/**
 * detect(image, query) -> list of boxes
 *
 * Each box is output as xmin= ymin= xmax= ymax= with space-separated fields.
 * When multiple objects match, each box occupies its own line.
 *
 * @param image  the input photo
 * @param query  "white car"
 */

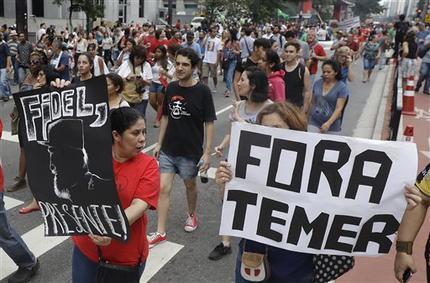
xmin=190 ymin=17 xmax=205 ymax=29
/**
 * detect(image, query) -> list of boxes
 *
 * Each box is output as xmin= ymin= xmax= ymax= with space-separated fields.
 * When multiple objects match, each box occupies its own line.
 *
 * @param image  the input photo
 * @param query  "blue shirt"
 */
xmin=310 ymin=79 xmax=349 ymax=132
xmin=181 ymin=42 xmax=202 ymax=59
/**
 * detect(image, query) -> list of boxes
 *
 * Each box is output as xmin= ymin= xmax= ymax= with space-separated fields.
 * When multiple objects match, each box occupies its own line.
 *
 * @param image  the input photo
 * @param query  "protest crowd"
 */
xmin=0 ymin=13 xmax=429 ymax=283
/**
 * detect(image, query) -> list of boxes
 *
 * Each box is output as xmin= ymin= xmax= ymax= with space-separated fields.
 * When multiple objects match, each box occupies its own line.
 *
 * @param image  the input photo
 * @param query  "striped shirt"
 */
xmin=7 ymin=39 xmax=18 ymax=56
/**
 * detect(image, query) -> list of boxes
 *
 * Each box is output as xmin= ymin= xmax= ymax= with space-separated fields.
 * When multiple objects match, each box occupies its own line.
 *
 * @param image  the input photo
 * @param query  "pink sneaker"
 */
xmin=184 ymin=213 xmax=198 ymax=232
xmin=147 ymin=232 xmax=167 ymax=248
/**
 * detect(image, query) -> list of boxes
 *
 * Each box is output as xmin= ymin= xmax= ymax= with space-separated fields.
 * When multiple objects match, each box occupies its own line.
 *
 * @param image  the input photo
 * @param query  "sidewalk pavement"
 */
xmin=339 ymin=92 xmax=430 ymax=282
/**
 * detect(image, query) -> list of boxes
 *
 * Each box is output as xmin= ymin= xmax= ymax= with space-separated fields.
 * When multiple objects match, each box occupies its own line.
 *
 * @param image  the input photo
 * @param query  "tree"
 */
xmin=350 ymin=0 xmax=384 ymax=20
xmin=52 ymin=0 xmax=104 ymax=32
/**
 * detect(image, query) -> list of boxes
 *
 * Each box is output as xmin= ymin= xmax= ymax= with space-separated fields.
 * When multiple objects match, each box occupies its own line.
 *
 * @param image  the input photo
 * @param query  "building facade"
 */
xmin=0 ymin=0 xmax=170 ymax=34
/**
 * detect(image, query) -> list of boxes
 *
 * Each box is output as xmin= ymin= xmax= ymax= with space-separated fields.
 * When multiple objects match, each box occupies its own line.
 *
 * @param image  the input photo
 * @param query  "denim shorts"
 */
xmin=158 ymin=151 xmax=198 ymax=180
xmin=363 ymin=57 xmax=376 ymax=70
xmin=149 ymin=82 xmax=164 ymax=93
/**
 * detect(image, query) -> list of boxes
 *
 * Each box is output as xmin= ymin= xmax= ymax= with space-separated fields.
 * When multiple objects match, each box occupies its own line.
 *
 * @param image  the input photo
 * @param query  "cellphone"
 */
xmin=402 ymin=268 xmax=412 ymax=283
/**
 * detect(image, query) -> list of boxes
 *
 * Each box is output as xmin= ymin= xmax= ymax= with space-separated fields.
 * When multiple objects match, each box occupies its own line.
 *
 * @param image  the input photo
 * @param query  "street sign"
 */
xmin=425 ymin=13 xmax=430 ymax=23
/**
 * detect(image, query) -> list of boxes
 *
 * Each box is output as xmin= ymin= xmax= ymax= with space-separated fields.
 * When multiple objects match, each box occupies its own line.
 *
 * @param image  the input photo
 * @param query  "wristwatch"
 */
xmin=396 ymin=241 xmax=413 ymax=255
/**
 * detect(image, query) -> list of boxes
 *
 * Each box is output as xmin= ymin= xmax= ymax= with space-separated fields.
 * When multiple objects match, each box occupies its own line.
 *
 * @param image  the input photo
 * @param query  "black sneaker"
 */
xmin=2 ymin=95 xmax=9 ymax=102
xmin=8 ymin=258 xmax=39 ymax=283
xmin=208 ymin=243 xmax=232 ymax=261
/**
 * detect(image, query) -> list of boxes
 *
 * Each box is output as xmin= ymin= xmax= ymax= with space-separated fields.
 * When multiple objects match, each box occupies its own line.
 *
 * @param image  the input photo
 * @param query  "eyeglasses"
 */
xmin=30 ymin=60 xmax=40 ymax=65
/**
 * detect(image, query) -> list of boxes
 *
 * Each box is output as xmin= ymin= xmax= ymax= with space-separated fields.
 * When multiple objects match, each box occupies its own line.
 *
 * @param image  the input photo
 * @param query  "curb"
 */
xmin=372 ymin=63 xmax=395 ymax=140
xmin=352 ymin=65 xmax=390 ymax=139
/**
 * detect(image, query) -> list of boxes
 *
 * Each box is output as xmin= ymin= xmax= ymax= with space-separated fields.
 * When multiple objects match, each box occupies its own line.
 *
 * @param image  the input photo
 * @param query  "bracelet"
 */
xmin=396 ymin=241 xmax=413 ymax=255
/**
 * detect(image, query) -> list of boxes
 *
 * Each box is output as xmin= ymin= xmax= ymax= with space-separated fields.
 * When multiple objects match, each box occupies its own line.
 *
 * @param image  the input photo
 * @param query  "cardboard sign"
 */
xmin=13 ymin=76 xmax=130 ymax=241
xmin=220 ymin=123 xmax=417 ymax=256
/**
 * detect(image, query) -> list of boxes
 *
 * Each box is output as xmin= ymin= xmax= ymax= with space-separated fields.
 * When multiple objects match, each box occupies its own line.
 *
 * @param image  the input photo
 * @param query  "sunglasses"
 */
xmin=30 ymin=60 xmax=40 ymax=65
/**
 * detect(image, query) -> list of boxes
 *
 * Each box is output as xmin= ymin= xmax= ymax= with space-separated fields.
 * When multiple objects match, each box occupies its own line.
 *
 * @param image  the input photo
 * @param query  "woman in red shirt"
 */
xmin=72 ymin=107 xmax=160 ymax=282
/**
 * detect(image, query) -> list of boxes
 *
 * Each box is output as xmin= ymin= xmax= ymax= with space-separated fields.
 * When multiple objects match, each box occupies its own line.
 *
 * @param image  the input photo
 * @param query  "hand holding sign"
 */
xmin=220 ymin=122 xmax=418 ymax=256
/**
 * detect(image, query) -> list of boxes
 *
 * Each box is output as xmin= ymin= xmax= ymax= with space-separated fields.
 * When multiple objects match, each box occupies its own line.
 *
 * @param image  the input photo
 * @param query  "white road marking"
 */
xmin=2 ymin=131 xmax=18 ymax=143
xmin=0 ymin=225 xmax=69 ymax=281
xmin=140 ymin=241 xmax=184 ymax=282
xmin=0 ymin=103 xmax=232 ymax=280
xmin=4 ymin=196 xmax=24 ymax=210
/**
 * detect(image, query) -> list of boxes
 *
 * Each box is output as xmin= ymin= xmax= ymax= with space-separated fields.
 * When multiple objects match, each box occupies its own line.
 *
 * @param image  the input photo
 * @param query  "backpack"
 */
xmin=418 ymin=45 xmax=430 ymax=59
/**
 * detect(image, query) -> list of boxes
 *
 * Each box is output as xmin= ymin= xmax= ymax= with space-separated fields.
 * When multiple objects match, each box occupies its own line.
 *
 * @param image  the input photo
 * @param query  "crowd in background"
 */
xmin=0 ymin=13 xmax=429 ymax=283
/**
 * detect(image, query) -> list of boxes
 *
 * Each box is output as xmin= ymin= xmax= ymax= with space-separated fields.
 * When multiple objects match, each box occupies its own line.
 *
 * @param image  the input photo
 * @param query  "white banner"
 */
xmin=339 ymin=16 xmax=361 ymax=31
xmin=220 ymin=122 xmax=418 ymax=256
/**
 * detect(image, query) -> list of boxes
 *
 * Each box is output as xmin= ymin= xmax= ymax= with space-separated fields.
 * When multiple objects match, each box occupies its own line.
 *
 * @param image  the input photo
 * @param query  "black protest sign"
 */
xmin=13 ymin=76 xmax=130 ymax=241
xmin=220 ymin=122 xmax=418 ymax=256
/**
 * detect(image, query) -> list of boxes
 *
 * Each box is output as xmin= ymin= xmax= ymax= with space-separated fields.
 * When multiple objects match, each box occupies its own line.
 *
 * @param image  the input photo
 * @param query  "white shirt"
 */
xmin=203 ymin=36 xmax=222 ymax=64
xmin=117 ymin=61 xmax=153 ymax=100
xmin=37 ymin=28 xmax=46 ymax=42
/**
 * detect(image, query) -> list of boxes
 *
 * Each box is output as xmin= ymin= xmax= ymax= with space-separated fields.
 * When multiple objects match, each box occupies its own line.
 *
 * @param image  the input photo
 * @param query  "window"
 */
xmin=139 ymin=0 xmax=144 ymax=18
xmin=32 ymin=0 xmax=44 ymax=17
xmin=0 ymin=0 xmax=4 ymax=17
xmin=184 ymin=4 xmax=198 ymax=9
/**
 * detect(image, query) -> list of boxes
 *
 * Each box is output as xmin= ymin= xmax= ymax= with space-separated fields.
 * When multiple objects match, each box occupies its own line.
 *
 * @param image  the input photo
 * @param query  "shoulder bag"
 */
xmin=313 ymin=254 xmax=354 ymax=282
xmin=240 ymin=240 xmax=271 ymax=282
xmin=96 ymin=247 xmax=140 ymax=283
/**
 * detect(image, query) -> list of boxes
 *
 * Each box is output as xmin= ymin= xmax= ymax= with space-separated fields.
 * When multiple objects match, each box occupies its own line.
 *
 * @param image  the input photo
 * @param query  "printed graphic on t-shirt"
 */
xmin=169 ymin=95 xmax=191 ymax=119
xmin=207 ymin=41 xmax=215 ymax=52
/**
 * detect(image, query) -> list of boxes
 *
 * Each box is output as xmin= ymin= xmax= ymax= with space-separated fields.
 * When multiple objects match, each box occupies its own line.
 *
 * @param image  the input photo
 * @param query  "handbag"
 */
xmin=122 ymin=65 xmax=145 ymax=104
xmin=96 ymin=247 xmax=140 ymax=283
xmin=312 ymin=254 xmax=354 ymax=283
xmin=240 ymin=240 xmax=271 ymax=282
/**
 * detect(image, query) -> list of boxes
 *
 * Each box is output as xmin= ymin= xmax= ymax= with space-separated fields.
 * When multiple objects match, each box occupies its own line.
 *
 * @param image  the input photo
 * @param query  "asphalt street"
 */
xmin=0 ymin=58 xmax=388 ymax=283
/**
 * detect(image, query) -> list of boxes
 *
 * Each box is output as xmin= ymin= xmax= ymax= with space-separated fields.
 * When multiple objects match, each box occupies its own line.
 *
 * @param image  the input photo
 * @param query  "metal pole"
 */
xmin=168 ymin=0 xmax=173 ymax=26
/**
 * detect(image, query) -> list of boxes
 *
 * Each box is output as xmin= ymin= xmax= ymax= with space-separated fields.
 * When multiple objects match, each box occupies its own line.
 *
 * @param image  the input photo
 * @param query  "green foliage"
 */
xmin=350 ymin=0 xmax=384 ymax=19
xmin=52 ymin=0 xmax=104 ymax=21
xmin=311 ymin=0 xmax=336 ymax=21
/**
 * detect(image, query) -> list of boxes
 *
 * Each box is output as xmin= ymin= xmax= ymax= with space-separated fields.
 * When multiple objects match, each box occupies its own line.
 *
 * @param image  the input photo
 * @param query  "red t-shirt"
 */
xmin=143 ymin=34 xmax=158 ymax=54
xmin=0 ymin=119 xmax=3 ymax=193
xmin=308 ymin=44 xmax=326 ymax=75
xmin=72 ymin=153 xmax=160 ymax=265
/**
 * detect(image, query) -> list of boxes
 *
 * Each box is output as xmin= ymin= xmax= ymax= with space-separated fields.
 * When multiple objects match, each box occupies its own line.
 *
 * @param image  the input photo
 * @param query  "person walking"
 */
xmin=0 ymin=32 xmax=12 ymax=102
xmin=360 ymin=35 xmax=380 ymax=83
xmin=308 ymin=60 xmax=349 ymax=134
xmin=221 ymin=29 xmax=240 ymax=97
xmin=147 ymin=48 xmax=216 ymax=247
xmin=16 ymin=33 xmax=33 ymax=85
xmin=7 ymin=30 xmax=19 ymax=85
xmin=283 ymin=41 xmax=312 ymax=113
xmin=202 ymin=28 xmax=222 ymax=90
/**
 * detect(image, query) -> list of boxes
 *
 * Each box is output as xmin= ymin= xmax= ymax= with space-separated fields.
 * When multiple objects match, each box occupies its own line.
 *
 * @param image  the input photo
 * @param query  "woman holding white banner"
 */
xmin=209 ymin=66 xmax=271 ymax=261
xmin=308 ymin=60 xmax=349 ymax=134
xmin=215 ymin=102 xmax=318 ymax=282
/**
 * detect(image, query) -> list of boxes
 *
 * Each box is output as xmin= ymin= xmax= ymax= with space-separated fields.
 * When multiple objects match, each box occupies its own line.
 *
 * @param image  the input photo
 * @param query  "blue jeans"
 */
xmin=0 ymin=192 xmax=36 ymax=269
xmin=18 ymin=66 xmax=29 ymax=84
xmin=224 ymin=59 xmax=237 ymax=91
xmin=133 ymin=99 xmax=149 ymax=120
xmin=11 ymin=56 xmax=19 ymax=84
xmin=417 ymin=62 xmax=430 ymax=93
xmin=72 ymin=246 xmax=146 ymax=283
xmin=0 ymin=68 xmax=11 ymax=98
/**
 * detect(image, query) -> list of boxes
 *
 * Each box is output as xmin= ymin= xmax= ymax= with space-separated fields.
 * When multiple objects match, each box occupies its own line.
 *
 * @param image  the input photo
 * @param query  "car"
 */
xmin=190 ymin=17 xmax=205 ymax=29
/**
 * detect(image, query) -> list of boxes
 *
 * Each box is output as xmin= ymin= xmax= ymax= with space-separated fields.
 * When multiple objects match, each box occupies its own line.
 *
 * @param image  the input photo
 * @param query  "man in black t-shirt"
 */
xmin=148 ymin=48 xmax=216 ymax=247
xmin=233 ymin=38 xmax=271 ymax=100
xmin=0 ymin=32 xmax=12 ymax=102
